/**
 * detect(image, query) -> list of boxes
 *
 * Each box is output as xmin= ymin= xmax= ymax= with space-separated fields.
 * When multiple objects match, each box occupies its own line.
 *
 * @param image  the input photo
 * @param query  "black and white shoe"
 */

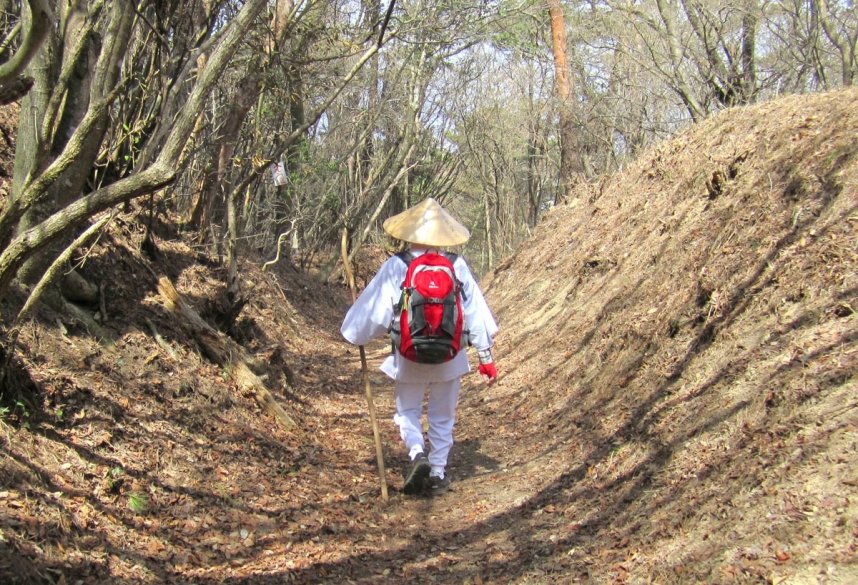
xmin=403 ymin=453 xmax=430 ymax=495
xmin=428 ymin=474 xmax=450 ymax=495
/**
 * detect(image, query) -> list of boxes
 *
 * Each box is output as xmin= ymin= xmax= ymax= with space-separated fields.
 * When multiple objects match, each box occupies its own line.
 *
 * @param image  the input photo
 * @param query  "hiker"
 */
xmin=341 ymin=198 xmax=499 ymax=496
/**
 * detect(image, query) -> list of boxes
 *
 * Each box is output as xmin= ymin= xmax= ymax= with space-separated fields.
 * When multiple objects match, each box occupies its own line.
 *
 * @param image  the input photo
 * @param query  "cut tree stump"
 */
xmin=156 ymin=276 xmax=297 ymax=431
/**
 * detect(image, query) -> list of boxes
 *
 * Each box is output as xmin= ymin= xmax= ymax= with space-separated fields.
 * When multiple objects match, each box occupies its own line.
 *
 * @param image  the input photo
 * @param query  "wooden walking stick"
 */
xmin=341 ymin=229 xmax=389 ymax=501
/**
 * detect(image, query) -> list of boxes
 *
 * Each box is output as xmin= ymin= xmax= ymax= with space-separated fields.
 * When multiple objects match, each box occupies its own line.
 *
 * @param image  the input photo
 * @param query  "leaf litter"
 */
xmin=1 ymin=89 xmax=857 ymax=584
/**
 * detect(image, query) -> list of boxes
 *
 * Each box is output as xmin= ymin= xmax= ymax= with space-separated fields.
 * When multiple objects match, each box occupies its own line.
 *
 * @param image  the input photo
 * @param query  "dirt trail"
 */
xmin=270 ymin=334 xmax=558 ymax=583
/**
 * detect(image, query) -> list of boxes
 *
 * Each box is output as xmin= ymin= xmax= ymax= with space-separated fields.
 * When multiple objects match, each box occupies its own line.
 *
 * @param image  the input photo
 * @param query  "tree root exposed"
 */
xmin=156 ymin=276 xmax=297 ymax=431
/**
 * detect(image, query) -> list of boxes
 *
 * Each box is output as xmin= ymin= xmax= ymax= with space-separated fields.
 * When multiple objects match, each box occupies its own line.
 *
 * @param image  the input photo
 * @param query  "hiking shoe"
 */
xmin=428 ymin=474 xmax=450 ymax=495
xmin=403 ymin=454 xmax=430 ymax=495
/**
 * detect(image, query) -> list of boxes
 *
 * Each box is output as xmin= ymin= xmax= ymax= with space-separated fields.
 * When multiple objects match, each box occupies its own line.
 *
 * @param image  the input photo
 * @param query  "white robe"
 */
xmin=341 ymin=249 xmax=498 ymax=382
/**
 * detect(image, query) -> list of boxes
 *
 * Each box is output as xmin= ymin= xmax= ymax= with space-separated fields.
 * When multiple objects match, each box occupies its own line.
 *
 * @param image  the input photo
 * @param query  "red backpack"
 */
xmin=389 ymin=251 xmax=468 ymax=363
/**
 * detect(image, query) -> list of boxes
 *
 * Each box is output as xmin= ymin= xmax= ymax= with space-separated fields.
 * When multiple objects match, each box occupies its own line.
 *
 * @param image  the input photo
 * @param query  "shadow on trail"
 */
xmin=173 ymin=389 xmax=753 ymax=585
xmin=449 ymin=437 xmax=501 ymax=480
xmin=4 ymin=95 xmax=856 ymax=585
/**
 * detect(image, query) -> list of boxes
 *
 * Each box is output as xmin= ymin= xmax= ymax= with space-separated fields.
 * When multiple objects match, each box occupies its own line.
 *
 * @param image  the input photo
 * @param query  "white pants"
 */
xmin=393 ymin=378 xmax=461 ymax=477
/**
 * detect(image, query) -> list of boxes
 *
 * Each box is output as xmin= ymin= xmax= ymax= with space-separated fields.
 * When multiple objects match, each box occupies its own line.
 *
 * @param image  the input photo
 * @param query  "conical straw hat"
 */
xmin=382 ymin=198 xmax=470 ymax=247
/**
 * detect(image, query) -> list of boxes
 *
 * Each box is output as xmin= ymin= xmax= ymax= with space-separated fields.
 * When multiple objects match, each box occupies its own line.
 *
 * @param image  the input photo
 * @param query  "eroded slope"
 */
xmin=475 ymin=88 xmax=858 ymax=582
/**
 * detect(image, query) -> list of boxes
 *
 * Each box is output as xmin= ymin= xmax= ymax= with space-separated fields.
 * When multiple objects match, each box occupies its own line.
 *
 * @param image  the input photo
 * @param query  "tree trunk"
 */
xmin=483 ymin=190 xmax=493 ymax=270
xmin=184 ymin=0 xmax=215 ymax=225
xmin=653 ymin=0 xmax=706 ymax=121
xmin=814 ymin=0 xmax=857 ymax=85
xmin=0 ymin=0 xmax=52 ymax=96
xmin=11 ymin=1 xmax=133 ymax=308
xmin=223 ymin=0 xmax=294 ymax=297
xmin=546 ymin=0 xmax=578 ymax=203
xmin=526 ymin=80 xmax=544 ymax=228
xmin=741 ymin=7 xmax=758 ymax=99
xmin=220 ymin=72 xmax=261 ymax=300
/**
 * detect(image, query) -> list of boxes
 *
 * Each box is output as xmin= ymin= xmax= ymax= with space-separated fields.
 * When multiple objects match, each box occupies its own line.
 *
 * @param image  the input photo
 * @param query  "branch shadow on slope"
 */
xmin=5 ymin=101 xmax=856 ymax=585
xmin=191 ymin=118 xmax=858 ymax=584
xmin=131 ymin=162 xmax=847 ymax=585
xmin=491 ymin=134 xmax=855 ymax=471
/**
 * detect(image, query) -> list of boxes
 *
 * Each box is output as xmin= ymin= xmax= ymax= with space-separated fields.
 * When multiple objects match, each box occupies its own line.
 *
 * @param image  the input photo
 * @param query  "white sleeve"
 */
xmin=340 ymin=256 xmax=403 ymax=346
xmin=455 ymin=256 xmax=498 ymax=351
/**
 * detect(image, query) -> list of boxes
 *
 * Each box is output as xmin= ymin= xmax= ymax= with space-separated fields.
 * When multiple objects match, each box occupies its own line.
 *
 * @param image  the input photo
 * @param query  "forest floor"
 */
xmin=1 ymin=89 xmax=857 ymax=585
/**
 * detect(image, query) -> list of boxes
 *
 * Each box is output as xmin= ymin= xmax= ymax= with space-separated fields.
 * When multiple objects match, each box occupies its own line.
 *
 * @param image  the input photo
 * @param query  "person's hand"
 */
xmin=479 ymin=362 xmax=497 ymax=385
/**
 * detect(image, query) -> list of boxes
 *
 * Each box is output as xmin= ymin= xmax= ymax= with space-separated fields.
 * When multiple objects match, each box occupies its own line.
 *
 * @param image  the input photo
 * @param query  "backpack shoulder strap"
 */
xmin=395 ymin=251 xmax=415 ymax=289
xmin=442 ymin=252 xmax=469 ymax=300
xmin=395 ymin=251 xmax=413 ymax=265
